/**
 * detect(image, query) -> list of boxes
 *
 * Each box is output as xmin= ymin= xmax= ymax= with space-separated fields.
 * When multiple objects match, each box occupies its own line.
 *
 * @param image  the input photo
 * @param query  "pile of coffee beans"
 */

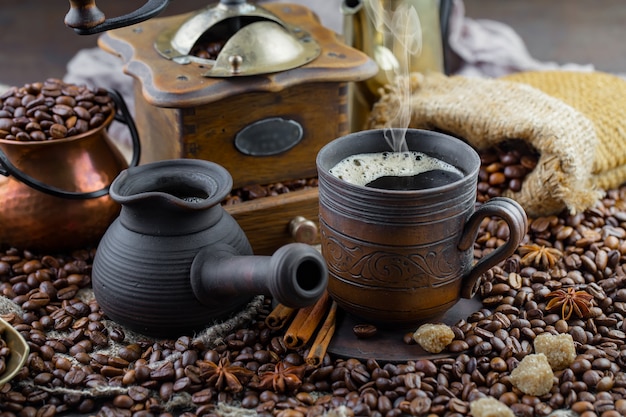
xmin=1 ymin=143 xmax=626 ymax=417
xmin=0 ymin=79 xmax=114 ymax=142
xmin=477 ymin=140 xmax=539 ymax=202
xmin=223 ymin=178 xmax=319 ymax=205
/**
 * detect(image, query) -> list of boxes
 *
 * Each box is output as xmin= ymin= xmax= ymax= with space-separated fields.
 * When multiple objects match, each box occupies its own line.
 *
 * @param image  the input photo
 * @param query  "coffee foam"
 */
xmin=329 ymin=151 xmax=463 ymax=187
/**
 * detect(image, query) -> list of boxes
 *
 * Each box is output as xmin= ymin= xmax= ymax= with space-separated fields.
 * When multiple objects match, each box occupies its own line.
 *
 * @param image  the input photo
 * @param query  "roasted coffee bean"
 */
xmin=353 ymin=323 xmax=378 ymax=339
xmin=73 ymin=105 xmax=91 ymax=120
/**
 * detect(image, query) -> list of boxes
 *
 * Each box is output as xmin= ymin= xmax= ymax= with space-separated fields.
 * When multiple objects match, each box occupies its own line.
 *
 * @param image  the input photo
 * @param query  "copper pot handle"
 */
xmin=0 ymin=89 xmax=141 ymax=200
xmin=457 ymin=197 xmax=528 ymax=299
xmin=109 ymin=89 xmax=141 ymax=169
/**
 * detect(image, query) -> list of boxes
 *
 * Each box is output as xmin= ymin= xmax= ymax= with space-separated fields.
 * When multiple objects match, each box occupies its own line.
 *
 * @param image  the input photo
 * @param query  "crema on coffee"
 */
xmin=329 ymin=151 xmax=464 ymax=190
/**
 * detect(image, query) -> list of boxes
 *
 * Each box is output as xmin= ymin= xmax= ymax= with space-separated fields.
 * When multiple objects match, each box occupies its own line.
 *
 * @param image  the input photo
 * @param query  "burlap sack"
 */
xmin=502 ymin=71 xmax=626 ymax=193
xmin=366 ymin=71 xmax=626 ymax=217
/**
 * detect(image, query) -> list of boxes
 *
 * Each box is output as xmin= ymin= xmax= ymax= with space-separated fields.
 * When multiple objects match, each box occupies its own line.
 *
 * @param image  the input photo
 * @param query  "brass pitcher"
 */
xmin=342 ymin=0 xmax=450 ymax=131
xmin=0 ymin=90 xmax=140 ymax=252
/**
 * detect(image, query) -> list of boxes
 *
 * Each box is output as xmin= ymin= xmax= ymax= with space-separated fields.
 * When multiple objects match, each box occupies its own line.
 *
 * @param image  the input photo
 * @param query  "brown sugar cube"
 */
xmin=412 ymin=323 xmax=455 ymax=353
xmin=510 ymin=353 xmax=554 ymax=396
xmin=469 ymin=396 xmax=515 ymax=417
xmin=533 ymin=332 xmax=576 ymax=371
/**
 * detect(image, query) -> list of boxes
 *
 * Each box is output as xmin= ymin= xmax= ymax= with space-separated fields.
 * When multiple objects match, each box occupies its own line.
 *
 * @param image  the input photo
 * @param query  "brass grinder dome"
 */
xmin=154 ymin=0 xmax=321 ymax=77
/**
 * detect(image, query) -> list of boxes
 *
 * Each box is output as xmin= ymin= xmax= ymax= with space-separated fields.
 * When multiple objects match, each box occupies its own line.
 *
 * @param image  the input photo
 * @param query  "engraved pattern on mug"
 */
xmin=320 ymin=225 xmax=459 ymax=288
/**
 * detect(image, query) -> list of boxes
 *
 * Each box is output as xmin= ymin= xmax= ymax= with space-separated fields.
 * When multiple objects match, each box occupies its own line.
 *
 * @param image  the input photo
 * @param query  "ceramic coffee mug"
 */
xmin=316 ymin=128 xmax=528 ymax=326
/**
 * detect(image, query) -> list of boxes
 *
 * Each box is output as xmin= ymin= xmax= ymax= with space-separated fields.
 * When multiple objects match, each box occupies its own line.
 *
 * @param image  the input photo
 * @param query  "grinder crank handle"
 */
xmin=65 ymin=0 xmax=171 ymax=35
xmin=64 ymin=0 xmax=252 ymax=35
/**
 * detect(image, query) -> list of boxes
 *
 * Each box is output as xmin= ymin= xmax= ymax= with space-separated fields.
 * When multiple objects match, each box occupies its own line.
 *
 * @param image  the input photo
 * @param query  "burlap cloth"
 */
xmin=366 ymin=70 xmax=626 ymax=218
xmin=0 ymin=291 xmax=267 ymax=415
xmin=2 ymin=288 xmax=357 ymax=416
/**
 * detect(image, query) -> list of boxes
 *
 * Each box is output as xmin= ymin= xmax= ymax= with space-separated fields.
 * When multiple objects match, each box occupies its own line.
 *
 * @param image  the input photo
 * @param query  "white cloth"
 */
xmin=447 ymin=0 xmax=593 ymax=77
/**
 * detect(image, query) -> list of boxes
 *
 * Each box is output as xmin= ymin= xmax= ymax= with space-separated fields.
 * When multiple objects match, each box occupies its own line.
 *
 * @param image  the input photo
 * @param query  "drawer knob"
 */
xmin=289 ymin=216 xmax=318 ymax=244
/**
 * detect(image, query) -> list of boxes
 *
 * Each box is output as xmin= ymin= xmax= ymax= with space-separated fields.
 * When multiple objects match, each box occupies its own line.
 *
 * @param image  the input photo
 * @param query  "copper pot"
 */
xmin=0 ymin=90 xmax=140 ymax=252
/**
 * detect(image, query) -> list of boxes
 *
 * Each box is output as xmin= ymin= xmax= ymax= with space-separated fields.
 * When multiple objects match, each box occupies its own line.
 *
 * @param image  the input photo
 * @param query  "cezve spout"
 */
xmin=191 ymin=243 xmax=328 ymax=310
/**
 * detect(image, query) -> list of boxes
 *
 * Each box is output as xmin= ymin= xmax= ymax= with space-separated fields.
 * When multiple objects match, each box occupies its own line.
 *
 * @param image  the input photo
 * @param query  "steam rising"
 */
xmin=365 ymin=1 xmax=423 ymax=152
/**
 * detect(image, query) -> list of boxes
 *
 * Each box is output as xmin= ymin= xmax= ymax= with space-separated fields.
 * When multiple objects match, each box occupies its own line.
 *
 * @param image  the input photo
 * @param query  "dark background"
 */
xmin=0 ymin=0 xmax=625 ymax=87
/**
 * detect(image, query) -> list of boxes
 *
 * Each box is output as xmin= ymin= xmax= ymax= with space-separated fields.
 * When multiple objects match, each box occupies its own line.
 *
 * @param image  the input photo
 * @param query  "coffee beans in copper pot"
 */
xmin=0 ymin=79 xmax=113 ymax=142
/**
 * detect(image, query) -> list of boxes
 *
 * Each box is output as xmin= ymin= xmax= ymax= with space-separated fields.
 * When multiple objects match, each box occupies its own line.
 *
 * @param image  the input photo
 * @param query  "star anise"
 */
xmin=518 ymin=244 xmax=562 ymax=269
xmin=256 ymin=361 xmax=306 ymax=393
xmin=197 ymin=356 xmax=254 ymax=393
xmin=545 ymin=287 xmax=594 ymax=320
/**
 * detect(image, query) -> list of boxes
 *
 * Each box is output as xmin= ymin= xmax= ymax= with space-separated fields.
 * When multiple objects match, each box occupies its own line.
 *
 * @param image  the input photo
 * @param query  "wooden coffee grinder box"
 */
xmin=99 ymin=1 xmax=377 ymax=254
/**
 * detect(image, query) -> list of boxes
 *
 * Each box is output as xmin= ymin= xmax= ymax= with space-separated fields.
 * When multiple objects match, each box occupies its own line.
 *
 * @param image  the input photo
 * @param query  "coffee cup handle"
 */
xmin=458 ymin=197 xmax=528 ymax=299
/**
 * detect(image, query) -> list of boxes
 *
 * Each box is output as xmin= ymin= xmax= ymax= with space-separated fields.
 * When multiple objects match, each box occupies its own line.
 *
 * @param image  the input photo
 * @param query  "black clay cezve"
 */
xmin=92 ymin=159 xmax=327 ymax=337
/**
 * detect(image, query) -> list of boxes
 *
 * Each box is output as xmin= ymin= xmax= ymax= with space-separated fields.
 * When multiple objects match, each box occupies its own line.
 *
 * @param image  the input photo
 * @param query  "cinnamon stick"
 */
xmin=283 ymin=291 xmax=331 ymax=349
xmin=305 ymin=301 xmax=337 ymax=366
xmin=265 ymin=303 xmax=296 ymax=331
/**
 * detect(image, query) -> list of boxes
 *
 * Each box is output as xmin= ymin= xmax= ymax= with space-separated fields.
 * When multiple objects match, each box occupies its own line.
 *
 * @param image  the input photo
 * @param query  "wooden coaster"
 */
xmin=327 ymin=297 xmax=481 ymax=363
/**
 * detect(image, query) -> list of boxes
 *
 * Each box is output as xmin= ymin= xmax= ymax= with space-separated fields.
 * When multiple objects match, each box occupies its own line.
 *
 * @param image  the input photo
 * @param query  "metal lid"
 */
xmin=154 ymin=0 xmax=321 ymax=77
